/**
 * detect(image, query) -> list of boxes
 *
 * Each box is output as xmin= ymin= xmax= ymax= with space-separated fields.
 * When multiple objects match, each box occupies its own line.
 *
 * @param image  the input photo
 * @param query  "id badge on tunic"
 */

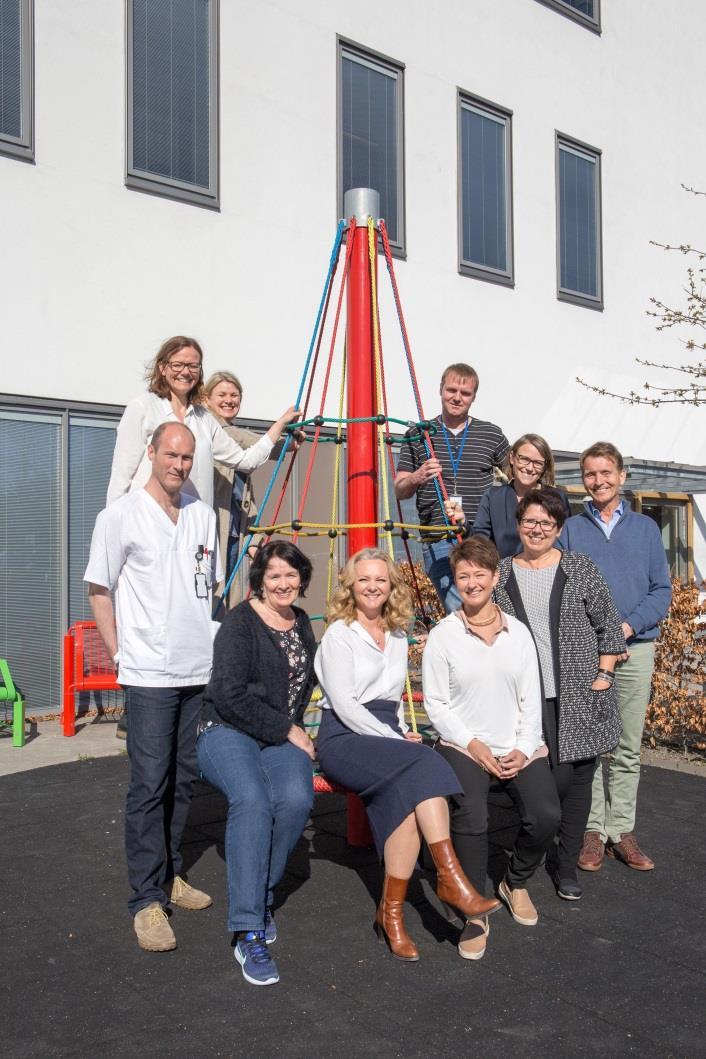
xmin=449 ymin=495 xmax=463 ymax=510
xmin=194 ymin=572 xmax=209 ymax=598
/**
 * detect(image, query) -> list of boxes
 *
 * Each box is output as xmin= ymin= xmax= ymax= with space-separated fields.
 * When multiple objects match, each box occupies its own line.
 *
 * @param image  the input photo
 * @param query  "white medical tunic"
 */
xmin=84 ymin=490 xmax=222 ymax=687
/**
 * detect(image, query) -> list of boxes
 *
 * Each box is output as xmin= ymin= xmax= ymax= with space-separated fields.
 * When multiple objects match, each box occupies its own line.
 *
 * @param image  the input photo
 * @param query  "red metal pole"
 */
xmin=346 ymin=218 xmax=378 ymax=555
xmin=344 ymin=192 xmax=380 ymax=847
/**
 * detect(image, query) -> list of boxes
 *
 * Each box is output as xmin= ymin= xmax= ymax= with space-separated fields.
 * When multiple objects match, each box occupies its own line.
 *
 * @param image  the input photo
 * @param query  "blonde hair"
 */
xmin=326 ymin=549 xmax=413 ymax=631
xmin=505 ymin=432 xmax=556 ymax=486
xmin=146 ymin=335 xmax=204 ymax=404
xmin=204 ymin=370 xmax=243 ymax=399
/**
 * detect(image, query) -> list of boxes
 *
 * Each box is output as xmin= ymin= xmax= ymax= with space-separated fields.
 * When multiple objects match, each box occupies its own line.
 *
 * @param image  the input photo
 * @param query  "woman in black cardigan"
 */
xmin=469 ymin=433 xmax=571 ymax=558
xmin=495 ymin=491 xmax=626 ymax=901
xmin=197 ymin=541 xmax=317 ymax=987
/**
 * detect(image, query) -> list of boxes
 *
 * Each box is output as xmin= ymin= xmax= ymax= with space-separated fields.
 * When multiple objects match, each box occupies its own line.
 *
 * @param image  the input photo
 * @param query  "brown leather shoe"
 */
xmin=606 ymin=833 xmax=655 ymax=871
xmin=577 ymin=831 xmax=605 ymax=872
xmin=428 ymin=839 xmax=501 ymax=921
xmin=374 ymin=875 xmax=420 ymax=961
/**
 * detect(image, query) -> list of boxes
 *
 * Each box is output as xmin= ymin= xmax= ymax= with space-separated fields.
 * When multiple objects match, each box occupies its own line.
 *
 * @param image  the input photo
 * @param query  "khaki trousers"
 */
xmin=586 ymin=640 xmax=655 ymax=844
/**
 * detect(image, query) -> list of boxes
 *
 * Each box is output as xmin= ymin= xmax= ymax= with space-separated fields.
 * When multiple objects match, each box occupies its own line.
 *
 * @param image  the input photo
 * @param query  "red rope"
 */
xmin=293 ymin=220 xmax=357 ymax=544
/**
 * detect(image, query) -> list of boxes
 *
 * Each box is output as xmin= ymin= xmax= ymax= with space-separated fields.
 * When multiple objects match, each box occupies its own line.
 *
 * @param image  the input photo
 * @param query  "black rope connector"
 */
xmin=333 ymin=433 xmax=345 ymax=445
xmin=375 ymin=413 xmax=386 ymax=425
xmin=384 ymin=435 xmax=394 ymax=445
xmin=328 ymin=528 xmax=338 ymax=539
xmin=383 ymin=519 xmax=394 ymax=533
xmin=400 ymin=529 xmax=410 ymax=541
xmin=313 ymin=415 xmax=325 ymax=427
xmin=291 ymin=519 xmax=302 ymax=532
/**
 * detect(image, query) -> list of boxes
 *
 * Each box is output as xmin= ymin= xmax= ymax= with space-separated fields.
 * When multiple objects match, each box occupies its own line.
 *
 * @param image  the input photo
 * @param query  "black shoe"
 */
xmin=552 ymin=872 xmax=582 ymax=901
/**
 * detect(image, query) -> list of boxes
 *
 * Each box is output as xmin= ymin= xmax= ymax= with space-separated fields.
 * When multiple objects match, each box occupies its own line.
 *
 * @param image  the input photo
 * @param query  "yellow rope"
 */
xmin=326 ymin=347 xmax=347 ymax=608
xmin=368 ymin=218 xmax=417 ymax=733
xmin=249 ymin=520 xmax=448 ymax=533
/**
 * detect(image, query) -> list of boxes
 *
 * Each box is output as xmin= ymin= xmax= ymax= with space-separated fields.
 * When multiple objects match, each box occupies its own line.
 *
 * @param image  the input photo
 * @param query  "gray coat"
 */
xmin=495 ymin=551 xmax=627 ymax=764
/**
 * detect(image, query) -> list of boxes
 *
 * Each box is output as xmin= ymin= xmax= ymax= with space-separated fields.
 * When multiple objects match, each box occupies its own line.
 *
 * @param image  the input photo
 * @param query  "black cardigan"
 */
xmin=495 ymin=552 xmax=626 ymax=764
xmin=201 ymin=601 xmax=317 ymax=745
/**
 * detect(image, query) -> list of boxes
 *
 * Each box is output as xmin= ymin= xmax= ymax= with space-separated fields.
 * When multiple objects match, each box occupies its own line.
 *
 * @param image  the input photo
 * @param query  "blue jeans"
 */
xmin=197 ymin=725 xmax=314 ymax=933
xmin=124 ymin=684 xmax=204 ymax=916
xmin=422 ymin=538 xmax=461 ymax=613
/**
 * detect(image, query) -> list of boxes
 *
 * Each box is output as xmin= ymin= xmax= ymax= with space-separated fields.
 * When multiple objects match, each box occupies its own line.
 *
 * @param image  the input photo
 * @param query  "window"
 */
xmin=458 ymin=92 xmax=513 ymax=285
xmin=0 ymin=0 xmax=33 ymax=161
xmin=641 ymin=498 xmax=690 ymax=582
xmin=537 ymin=0 xmax=601 ymax=32
xmin=126 ymin=0 xmax=219 ymax=208
xmin=338 ymin=39 xmax=405 ymax=252
xmin=556 ymin=134 xmax=602 ymax=309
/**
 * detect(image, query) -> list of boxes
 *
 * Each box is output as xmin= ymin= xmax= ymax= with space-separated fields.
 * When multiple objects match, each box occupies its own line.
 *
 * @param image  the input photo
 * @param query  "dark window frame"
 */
xmin=0 ymin=0 xmax=34 ymax=162
xmin=125 ymin=0 xmax=220 ymax=209
xmin=555 ymin=131 xmax=603 ymax=310
xmin=337 ymin=36 xmax=406 ymax=257
xmin=536 ymin=0 xmax=601 ymax=34
xmin=457 ymin=89 xmax=514 ymax=287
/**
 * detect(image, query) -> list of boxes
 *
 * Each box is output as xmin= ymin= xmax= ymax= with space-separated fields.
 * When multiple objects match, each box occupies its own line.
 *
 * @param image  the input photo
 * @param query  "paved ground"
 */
xmin=2 ymin=753 xmax=704 ymax=1058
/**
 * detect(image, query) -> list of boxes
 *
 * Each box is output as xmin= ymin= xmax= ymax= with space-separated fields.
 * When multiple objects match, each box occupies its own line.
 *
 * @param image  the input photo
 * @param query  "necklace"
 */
xmin=463 ymin=604 xmax=500 ymax=628
xmin=359 ymin=618 xmax=386 ymax=647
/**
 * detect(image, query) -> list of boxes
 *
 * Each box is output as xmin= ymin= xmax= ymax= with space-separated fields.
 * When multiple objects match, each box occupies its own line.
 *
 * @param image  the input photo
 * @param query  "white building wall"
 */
xmin=2 ymin=0 xmax=706 ymax=464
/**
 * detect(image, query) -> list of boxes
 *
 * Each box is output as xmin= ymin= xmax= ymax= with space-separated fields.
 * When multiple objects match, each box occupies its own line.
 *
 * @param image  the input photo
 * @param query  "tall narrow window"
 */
xmin=0 ymin=0 xmax=33 ymax=161
xmin=556 ymin=134 xmax=602 ymax=309
xmin=339 ymin=40 xmax=405 ymax=252
xmin=458 ymin=92 xmax=513 ymax=285
xmin=127 ymin=0 xmax=219 ymax=208
xmin=536 ymin=0 xmax=601 ymax=32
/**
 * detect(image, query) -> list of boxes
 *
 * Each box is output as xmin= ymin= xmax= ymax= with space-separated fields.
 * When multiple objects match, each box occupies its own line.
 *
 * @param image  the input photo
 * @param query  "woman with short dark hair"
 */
xmin=197 ymin=541 xmax=316 ymax=987
xmin=423 ymin=535 xmax=561 ymax=960
xmin=495 ymin=490 xmax=626 ymax=901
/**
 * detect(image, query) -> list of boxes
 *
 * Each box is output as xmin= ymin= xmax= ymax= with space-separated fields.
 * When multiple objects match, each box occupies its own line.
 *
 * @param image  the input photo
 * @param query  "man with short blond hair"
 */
xmin=395 ymin=362 xmax=508 ymax=611
xmin=86 ymin=421 xmax=221 ymax=951
xmin=559 ymin=440 xmax=671 ymax=872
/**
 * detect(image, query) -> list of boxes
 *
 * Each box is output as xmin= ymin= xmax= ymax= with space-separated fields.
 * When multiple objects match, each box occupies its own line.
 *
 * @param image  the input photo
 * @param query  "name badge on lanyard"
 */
xmin=194 ymin=545 xmax=209 ymax=599
xmin=441 ymin=419 xmax=469 ymax=497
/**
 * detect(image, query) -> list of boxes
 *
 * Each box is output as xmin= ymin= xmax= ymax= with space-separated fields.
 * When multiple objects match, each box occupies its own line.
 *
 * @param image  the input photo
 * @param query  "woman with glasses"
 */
xmin=495 ymin=490 xmax=626 ymax=901
xmin=107 ymin=336 xmax=300 ymax=507
xmin=457 ymin=433 xmax=571 ymax=558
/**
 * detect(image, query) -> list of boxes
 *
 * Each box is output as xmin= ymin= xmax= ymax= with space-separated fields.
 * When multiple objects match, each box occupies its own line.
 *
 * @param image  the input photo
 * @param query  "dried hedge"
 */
xmin=647 ymin=579 xmax=706 ymax=751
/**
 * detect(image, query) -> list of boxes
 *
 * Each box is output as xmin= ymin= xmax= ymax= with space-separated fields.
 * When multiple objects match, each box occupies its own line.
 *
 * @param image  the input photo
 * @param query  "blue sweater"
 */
xmin=558 ymin=505 xmax=671 ymax=642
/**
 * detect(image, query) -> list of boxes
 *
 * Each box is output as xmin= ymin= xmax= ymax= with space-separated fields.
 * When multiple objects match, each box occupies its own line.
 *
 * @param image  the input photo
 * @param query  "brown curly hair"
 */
xmin=326 ymin=549 xmax=413 ymax=632
xmin=145 ymin=335 xmax=205 ymax=404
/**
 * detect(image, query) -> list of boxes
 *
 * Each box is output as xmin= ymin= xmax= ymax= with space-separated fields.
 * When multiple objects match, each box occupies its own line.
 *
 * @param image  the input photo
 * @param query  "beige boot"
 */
xmin=134 ymin=903 xmax=177 ymax=952
xmin=169 ymin=875 xmax=212 ymax=910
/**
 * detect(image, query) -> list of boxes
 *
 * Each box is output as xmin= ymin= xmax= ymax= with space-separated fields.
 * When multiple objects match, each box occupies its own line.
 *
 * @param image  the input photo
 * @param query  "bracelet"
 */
xmin=596 ymin=669 xmax=615 ymax=684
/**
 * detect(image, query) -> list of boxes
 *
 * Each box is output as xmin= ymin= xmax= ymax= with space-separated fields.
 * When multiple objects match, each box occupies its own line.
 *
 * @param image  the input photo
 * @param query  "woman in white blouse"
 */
xmin=107 ymin=335 xmax=300 ymax=507
xmin=423 ymin=536 xmax=561 ymax=961
xmin=315 ymin=548 xmax=500 ymax=963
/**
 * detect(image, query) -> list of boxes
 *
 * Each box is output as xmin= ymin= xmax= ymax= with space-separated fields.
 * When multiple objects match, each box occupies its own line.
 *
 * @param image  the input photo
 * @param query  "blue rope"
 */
xmin=215 ymin=221 xmax=346 ymax=612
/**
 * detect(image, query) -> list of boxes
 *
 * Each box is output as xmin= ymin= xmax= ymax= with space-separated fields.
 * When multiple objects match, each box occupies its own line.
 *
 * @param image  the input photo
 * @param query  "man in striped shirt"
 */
xmin=395 ymin=363 xmax=509 ymax=612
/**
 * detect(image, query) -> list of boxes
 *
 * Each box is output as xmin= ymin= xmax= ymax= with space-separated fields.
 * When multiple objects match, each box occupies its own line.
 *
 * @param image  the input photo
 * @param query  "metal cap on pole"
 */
xmin=343 ymin=187 xmax=380 ymax=228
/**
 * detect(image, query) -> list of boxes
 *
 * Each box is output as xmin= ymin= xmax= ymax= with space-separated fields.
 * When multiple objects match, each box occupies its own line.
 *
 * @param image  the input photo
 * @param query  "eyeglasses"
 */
xmin=514 ymin=454 xmax=545 ymax=471
xmin=519 ymin=518 xmax=557 ymax=532
xmin=167 ymin=360 xmax=201 ymax=374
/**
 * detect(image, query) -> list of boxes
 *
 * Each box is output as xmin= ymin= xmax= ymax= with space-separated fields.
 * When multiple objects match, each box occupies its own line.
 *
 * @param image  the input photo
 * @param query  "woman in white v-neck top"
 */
xmin=315 ymin=549 xmax=500 ymax=964
xmin=107 ymin=335 xmax=300 ymax=507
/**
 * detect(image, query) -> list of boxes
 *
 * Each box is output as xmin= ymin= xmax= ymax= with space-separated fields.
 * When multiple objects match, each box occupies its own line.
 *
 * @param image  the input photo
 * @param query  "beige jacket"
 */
xmin=213 ymin=423 xmax=279 ymax=607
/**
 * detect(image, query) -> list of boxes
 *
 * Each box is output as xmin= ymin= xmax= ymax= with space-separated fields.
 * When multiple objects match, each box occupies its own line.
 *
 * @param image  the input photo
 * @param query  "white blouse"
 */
xmin=422 ymin=611 xmax=544 ymax=759
xmin=314 ymin=619 xmax=409 ymax=739
xmin=106 ymin=392 xmax=274 ymax=508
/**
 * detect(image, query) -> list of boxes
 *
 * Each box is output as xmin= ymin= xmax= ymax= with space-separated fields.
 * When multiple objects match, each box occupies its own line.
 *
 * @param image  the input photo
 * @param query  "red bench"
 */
xmin=62 ymin=621 xmax=121 ymax=736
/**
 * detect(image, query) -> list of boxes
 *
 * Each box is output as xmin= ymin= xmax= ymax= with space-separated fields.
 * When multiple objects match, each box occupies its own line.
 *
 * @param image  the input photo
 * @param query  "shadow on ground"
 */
xmin=2 ymin=758 xmax=704 ymax=1058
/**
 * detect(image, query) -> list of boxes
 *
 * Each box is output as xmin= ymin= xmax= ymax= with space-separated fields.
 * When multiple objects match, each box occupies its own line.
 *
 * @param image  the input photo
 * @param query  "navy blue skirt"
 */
xmin=316 ymin=700 xmax=462 ymax=857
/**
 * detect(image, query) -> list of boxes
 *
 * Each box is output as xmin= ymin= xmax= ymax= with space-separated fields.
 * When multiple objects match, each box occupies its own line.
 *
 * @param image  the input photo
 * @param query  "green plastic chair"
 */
xmin=0 ymin=658 xmax=25 ymax=748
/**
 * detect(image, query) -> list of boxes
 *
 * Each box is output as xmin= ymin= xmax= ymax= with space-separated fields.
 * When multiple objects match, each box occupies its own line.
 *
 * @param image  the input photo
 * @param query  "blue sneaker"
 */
xmin=235 ymin=931 xmax=279 ymax=986
xmin=264 ymin=907 xmax=277 ymax=945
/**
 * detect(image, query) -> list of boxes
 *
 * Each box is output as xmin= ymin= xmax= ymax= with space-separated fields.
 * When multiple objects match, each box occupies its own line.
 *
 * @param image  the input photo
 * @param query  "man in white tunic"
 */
xmin=85 ymin=422 xmax=221 ymax=952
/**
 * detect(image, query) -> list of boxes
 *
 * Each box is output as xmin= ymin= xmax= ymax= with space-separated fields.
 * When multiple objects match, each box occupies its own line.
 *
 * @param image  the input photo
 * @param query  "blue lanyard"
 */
xmin=441 ymin=418 xmax=469 ymax=491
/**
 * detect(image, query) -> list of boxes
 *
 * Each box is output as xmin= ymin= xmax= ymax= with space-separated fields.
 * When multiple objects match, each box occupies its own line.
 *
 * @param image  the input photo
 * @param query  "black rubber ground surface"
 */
xmin=2 ymin=757 xmax=704 ymax=1058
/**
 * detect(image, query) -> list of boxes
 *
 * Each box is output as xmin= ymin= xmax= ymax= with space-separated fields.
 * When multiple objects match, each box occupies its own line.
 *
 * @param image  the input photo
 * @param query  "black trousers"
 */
xmin=436 ymin=744 xmax=561 ymax=895
xmin=546 ymin=699 xmax=596 ymax=878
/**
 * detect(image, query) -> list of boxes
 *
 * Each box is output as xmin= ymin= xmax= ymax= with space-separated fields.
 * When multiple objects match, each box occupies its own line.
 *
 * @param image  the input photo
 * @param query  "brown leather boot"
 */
xmin=374 ymin=875 xmax=420 ymax=962
xmin=428 ymin=839 xmax=501 ymax=920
